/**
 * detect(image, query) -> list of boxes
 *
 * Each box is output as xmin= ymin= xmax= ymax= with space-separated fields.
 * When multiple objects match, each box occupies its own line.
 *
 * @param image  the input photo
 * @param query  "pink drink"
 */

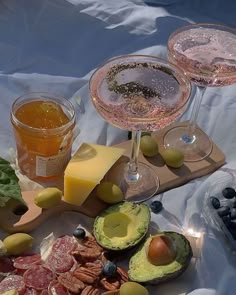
xmin=168 ymin=25 xmax=236 ymax=87
xmin=90 ymin=56 xmax=190 ymax=131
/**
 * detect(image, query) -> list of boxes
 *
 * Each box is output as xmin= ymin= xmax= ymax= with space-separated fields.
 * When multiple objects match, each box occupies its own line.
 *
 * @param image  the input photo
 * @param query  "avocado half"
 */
xmin=128 ymin=231 xmax=193 ymax=284
xmin=93 ymin=201 xmax=151 ymax=251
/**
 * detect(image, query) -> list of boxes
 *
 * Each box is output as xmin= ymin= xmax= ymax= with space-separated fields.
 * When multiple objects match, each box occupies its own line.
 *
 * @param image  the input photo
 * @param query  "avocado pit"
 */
xmin=128 ymin=231 xmax=193 ymax=284
xmin=147 ymin=235 xmax=176 ymax=266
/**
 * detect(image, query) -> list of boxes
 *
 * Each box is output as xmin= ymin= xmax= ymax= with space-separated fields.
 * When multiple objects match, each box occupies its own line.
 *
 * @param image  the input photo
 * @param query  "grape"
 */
xmin=140 ymin=135 xmax=159 ymax=157
xmin=3 ymin=233 xmax=33 ymax=255
xmin=120 ymin=282 xmax=149 ymax=295
xmin=222 ymin=187 xmax=236 ymax=199
xmin=96 ymin=181 xmax=124 ymax=204
xmin=34 ymin=187 xmax=62 ymax=209
xmin=161 ymin=148 xmax=184 ymax=168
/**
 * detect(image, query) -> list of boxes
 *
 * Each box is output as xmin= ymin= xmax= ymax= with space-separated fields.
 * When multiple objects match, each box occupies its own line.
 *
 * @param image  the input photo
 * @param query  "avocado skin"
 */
xmin=93 ymin=201 xmax=151 ymax=251
xmin=128 ymin=231 xmax=193 ymax=284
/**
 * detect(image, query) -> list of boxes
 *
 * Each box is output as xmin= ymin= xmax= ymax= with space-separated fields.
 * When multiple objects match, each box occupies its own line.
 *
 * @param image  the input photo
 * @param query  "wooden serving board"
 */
xmin=0 ymin=121 xmax=225 ymax=233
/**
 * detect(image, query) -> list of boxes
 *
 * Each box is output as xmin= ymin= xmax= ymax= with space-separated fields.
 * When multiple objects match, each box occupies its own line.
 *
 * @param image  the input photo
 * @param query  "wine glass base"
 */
xmin=105 ymin=161 xmax=159 ymax=202
xmin=164 ymin=126 xmax=213 ymax=162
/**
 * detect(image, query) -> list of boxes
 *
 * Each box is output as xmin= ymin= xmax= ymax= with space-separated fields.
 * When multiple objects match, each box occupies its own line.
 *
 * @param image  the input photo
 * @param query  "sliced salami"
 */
xmin=48 ymin=280 xmax=68 ymax=295
xmin=0 ymin=274 xmax=26 ymax=294
xmin=25 ymin=288 xmax=38 ymax=294
xmin=46 ymin=251 xmax=75 ymax=273
xmin=23 ymin=265 xmax=55 ymax=290
xmin=14 ymin=254 xmax=41 ymax=270
xmin=52 ymin=235 xmax=77 ymax=254
xmin=40 ymin=289 xmax=49 ymax=295
xmin=0 ymin=257 xmax=15 ymax=273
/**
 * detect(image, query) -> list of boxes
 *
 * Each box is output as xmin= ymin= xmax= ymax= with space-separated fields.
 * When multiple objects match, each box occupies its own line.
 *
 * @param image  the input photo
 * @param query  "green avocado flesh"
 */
xmin=93 ymin=202 xmax=150 ymax=250
xmin=129 ymin=231 xmax=192 ymax=283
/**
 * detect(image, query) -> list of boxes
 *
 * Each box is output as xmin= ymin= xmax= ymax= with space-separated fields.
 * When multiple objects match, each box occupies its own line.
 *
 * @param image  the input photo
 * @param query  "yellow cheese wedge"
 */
xmin=64 ymin=143 xmax=124 ymax=206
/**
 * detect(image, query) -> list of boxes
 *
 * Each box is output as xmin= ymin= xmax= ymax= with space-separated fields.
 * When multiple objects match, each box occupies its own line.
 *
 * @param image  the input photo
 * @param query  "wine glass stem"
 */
xmin=127 ymin=130 xmax=141 ymax=182
xmin=185 ymin=86 xmax=206 ymax=142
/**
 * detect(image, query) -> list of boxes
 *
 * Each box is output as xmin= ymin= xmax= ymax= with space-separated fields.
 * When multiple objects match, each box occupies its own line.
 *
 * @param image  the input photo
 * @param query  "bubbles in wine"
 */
xmin=171 ymin=28 xmax=236 ymax=70
xmin=91 ymin=57 xmax=190 ymax=131
xmin=99 ymin=62 xmax=183 ymax=113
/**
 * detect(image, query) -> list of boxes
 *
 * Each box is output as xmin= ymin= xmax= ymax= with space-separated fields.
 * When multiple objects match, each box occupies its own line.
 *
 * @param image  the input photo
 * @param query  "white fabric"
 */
xmin=0 ymin=0 xmax=236 ymax=294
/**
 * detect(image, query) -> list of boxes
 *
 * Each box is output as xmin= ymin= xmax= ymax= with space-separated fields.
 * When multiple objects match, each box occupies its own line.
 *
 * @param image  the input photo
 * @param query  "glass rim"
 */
xmin=89 ymin=54 xmax=192 ymax=120
xmin=11 ymin=91 xmax=76 ymax=135
xmin=167 ymin=22 xmax=236 ymax=79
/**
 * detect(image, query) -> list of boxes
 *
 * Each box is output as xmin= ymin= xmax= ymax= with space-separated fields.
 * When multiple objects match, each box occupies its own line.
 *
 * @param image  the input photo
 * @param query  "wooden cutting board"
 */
xmin=0 ymin=121 xmax=225 ymax=233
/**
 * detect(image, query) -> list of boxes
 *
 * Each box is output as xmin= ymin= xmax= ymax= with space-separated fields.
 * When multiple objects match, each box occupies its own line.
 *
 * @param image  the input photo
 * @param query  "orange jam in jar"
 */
xmin=11 ymin=93 xmax=76 ymax=182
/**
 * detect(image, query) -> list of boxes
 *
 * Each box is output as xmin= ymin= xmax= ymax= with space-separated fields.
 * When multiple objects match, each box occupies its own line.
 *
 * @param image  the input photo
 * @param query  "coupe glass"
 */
xmin=89 ymin=54 xmax=191 ymax=202
xmin=164 ymin=23 xmax=236 ymax=161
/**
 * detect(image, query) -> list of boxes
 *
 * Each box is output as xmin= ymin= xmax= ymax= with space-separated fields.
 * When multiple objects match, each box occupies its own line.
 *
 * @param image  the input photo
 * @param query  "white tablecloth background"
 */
xmin=1 ymin=0 xmax=236 ymax=294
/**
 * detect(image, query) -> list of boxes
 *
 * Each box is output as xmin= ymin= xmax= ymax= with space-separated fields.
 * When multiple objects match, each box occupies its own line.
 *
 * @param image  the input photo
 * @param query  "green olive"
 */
xmin=120 ymin=282 xmax=149 ymax=295
xmin=3 ymin=233 xmax=33 ymax=255
xmin=96 ymin=181 xmax=124 ymax=204
xmin=140 ymin=135 xmax=159 ymax=157
xmin=161 ymin=147 xmax=184 ymax=168
xmin=34 ymin=187 xmax=62 ymax=209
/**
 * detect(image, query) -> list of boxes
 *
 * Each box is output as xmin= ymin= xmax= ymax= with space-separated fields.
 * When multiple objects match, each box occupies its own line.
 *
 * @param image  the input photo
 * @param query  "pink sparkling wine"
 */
xmin=90 ymin=56 xmax=190 ymax=131
xmin=168 ymin=26 xmax=236 ymax=87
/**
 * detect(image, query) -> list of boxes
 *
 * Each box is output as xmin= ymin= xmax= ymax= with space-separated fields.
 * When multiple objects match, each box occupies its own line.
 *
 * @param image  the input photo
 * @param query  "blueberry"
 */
xmin=73 ymin=227 xmax=86 ymax=239
xmin=102 ymin=261 xmax=117 ymax=277
xmin=210 ymin=196 xmax=220 ymax=209
xmin=150 ymin=201 xmax=163 ymax=214
xmin=217 ymin=206 xmax=230 ymax=217
xmin=222 ymin=187 xmax=236 ymax=199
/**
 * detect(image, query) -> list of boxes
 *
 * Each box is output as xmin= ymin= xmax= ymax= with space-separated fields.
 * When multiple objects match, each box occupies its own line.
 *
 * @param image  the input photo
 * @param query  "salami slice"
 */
xmin=52 ymin=235 xmax=77 ymax=254
xmin=25 ymin=288 xmax=38 ymax=294
xmin=46 ymin=251 xmax=74 ymax=273
xmin=48 ymin=280 xmax=68 ymax=295
xmin=0 ymin=275 xmax=26 ymax=294
xmin=23 ymin=265 xmax=55 ymax=290
xmin=14 ymin=254 xmax=41 ymax=270
xmin=40 ymin=289 xmax=49 ymax=295
xmin=0 ymin=257 xmax=15 ymax=273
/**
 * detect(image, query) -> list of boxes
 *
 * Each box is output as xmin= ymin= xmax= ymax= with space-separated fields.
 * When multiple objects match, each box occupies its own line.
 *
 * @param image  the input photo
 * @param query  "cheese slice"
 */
xmin=64 ymin=143 xmax=124 ymax=206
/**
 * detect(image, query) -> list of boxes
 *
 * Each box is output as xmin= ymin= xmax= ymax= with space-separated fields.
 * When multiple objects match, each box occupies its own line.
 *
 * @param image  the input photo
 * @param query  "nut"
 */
xmin=85 ymin=261 xmax=103 ymax=276
xmin=73 ymin=247 xmax=102 ymax=262
xmin=83 ymin=236 xmax=103 ymax=251
xmin=73 ymin=266 xmax=98 ymax=284
xmin=117 ymin=267 xmax=129 ymax=283
xmin=58 ymin=272 xmax=85 ymax=293
xmin=100 ymin=277 xmax=120 ymax=291
xmin=81 ymin=285 xmax=100 ymax=295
